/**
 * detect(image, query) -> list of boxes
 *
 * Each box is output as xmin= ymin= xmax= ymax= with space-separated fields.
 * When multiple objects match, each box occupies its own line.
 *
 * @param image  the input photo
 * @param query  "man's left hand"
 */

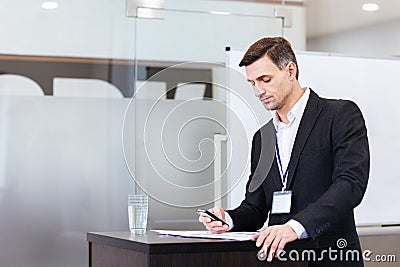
xmin=252 ymin=225 xmax=298 ymax=262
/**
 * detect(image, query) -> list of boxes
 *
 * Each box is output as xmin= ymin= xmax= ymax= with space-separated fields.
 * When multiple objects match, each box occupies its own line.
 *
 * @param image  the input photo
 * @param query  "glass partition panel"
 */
xmin=132 ymin=9 xmax=282 ymax=230
xmin=136 ymin=9 xmax=282 ymax=63
xmin=0 ymin=96 xmax=134 ymax=267
xmin=0 ymin=1 xmax=135 ymax=267
xmin=0 ymin=4 xmax=284 ymax=266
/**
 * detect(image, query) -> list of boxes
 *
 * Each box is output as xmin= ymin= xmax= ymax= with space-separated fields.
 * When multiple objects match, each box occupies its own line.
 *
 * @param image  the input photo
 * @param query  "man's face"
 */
xmin=245 ymin=55 xmax=292 ymax=111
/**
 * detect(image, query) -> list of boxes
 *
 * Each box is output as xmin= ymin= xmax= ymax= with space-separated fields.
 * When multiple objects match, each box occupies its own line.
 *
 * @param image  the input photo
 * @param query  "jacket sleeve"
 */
xmin=292 ymin=100 xmax=370 ymax=239
xmin=226 ymin=130 xmax=270 ymax=231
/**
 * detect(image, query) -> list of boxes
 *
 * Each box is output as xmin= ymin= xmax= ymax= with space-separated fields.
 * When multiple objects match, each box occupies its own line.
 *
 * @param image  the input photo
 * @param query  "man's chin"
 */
xmin=263 ymin=103 xmax=277 ymax=111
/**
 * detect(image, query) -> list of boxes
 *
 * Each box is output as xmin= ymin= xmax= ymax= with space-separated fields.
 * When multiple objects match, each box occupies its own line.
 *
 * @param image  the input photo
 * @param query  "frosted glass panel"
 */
xmin=133 ymin=9 xmax=283 ymax=229
xmin=136 ymin=9 xmax=282 ymax=62
xmin=0 ymin=96 xmax=134 ymax=267
xmin=127 ymin=97 xmax=228 ymax=230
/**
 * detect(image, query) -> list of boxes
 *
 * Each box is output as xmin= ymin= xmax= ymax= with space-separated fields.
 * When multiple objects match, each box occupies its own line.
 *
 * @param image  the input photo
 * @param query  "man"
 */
xmin=199 ymin=37 xmax=369 ymax=266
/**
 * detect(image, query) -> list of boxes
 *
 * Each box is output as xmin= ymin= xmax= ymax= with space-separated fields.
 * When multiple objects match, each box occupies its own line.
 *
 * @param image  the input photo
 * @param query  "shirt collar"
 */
xmin=271 ymin=87 xmax=310 ymax=130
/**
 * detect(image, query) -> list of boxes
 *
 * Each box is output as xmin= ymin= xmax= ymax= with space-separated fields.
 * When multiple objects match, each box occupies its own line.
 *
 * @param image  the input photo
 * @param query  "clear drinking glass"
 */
xmin=128 ymin=194 xmax=148 ymax=234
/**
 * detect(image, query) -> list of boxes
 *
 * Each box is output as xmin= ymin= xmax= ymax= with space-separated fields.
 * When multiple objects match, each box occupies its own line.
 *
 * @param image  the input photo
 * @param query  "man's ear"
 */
xmin=287 ymin=62 xmax=297 ymax=80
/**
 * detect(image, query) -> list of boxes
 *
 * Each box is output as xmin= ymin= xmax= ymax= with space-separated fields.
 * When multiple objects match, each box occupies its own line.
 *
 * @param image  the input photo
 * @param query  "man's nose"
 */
xmin=254 ymin=83 xmax=265 ymax=97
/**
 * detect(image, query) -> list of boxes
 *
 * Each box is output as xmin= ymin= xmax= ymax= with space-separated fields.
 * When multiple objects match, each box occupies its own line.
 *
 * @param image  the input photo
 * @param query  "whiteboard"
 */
xmin=226 ymin=49 xmax=400 ymax=226
xmin=225 ymin=49 xmax=272 ymax=210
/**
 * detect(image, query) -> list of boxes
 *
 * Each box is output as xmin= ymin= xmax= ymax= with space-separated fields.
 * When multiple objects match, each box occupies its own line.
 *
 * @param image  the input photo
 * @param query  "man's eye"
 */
xmin=262 ymin=79 xmax=270 ymax=83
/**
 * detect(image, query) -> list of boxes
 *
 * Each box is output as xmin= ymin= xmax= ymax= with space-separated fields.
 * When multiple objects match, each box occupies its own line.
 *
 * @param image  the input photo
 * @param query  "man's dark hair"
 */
xmin=239 ymin=37 xmax=299 ymax=80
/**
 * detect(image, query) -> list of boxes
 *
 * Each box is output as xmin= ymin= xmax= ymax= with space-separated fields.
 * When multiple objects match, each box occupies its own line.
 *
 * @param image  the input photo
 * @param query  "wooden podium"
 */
xmin=87 ymin=231 xmax=312 ymax=267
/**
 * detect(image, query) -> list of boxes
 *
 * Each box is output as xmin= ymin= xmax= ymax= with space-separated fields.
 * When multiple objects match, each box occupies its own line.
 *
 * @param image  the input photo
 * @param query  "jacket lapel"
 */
xmin=285 ymin=89 xmax=323 ymax=189
xmin=250 ymin=120 xmax=282 ymax=192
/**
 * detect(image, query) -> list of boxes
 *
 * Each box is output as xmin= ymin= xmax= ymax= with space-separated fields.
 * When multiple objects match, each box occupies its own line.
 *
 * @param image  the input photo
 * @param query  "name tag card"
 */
xmin=271 ymin=191 xmax=292 ymax=214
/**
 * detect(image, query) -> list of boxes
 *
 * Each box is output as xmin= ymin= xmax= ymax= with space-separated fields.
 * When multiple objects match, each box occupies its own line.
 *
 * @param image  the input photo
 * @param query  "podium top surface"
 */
xmin=87 ymin=231 xmax=258 ymax=254
xmin=87 ymin=231 xmax=326 ymax=255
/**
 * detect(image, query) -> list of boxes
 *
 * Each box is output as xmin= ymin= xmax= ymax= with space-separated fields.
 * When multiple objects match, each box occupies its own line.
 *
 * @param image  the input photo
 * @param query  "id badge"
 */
xmin=271 ymin=190 xmax=292 ymax=214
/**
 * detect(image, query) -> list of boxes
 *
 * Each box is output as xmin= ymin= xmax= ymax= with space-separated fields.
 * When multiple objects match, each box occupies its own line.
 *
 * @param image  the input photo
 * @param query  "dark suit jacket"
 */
xmin=227 ymin=89 xmax=370 ymax=248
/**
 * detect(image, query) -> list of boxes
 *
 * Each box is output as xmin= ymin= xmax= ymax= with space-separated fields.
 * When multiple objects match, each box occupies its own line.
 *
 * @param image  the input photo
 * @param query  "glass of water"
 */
xmin=128 ymin=194 xmax=148 ymax=235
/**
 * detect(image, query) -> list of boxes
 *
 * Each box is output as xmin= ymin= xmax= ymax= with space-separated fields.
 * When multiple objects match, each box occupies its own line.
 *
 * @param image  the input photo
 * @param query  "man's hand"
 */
xmin=198 ymin=206 xmax=231 ymax=234
xmin=252 ymin=225 xmax=298 ymax=262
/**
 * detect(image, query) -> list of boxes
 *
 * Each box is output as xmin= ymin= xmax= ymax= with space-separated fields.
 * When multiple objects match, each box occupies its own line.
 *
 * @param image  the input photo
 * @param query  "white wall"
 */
xmin=0 ymin=0 xmax=306 ymax=61
xmin=0 ymin=0 xmax=135 ymax=59
xmin=165 ymin=0 xmax=306 ymax=51
xmin=307 ymin=19 xmax=400 ymax=58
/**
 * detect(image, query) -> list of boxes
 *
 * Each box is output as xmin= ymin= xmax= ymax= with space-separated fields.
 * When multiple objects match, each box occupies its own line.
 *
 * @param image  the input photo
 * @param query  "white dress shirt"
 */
xmin=272 ymin=88 xmax=310 ymax=239
xmin=225 ymin=88 xmax=310 ymax=239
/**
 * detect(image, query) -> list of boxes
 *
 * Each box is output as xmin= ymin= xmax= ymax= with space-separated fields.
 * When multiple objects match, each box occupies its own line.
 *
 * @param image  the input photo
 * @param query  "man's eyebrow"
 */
xmin=247 ymin=75 xmax=271 ymax=83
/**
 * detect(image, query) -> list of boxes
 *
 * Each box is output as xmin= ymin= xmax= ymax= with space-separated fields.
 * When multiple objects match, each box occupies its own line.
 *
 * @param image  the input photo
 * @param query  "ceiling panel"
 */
xmin=306 ymin=0 xmax=400 ymax=38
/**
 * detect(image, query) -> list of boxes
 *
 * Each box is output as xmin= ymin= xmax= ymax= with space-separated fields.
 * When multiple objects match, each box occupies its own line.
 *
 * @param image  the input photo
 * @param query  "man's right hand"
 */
xmin=198 ymin=206 xmax=231 ymax=234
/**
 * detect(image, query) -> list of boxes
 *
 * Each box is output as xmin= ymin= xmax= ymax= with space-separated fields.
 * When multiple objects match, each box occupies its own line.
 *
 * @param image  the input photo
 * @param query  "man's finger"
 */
xmin=252 ymin=232 xmax=260 ymax=240
xmin=256 ymin=233 xmax=267 ymax=247
xmin=257 ymin=249 xmax=267 ymax=261
xmin=208 ymin=220 xmax=226 ymax=227
xmin=198 ymin=216 xmax=211 ymax=223
xmin=211 ymin=207 xmax=223 ymax=218
xmin=208 ymin=224 xmax=229 ymax=233
xmin=275 ymin=238 xmax=287 ymax=258
xmin=267 ymin=248 xmax=276 ymax=262
xmin=262 ymin=242 xmax=269 ymax=259
xmin=263 ymin=230 xmax=276 ymax=249
xmin=268 ymin=234 xmax=282 ymax=261
xmin=256 ymin=229 xmax=270 ymax=247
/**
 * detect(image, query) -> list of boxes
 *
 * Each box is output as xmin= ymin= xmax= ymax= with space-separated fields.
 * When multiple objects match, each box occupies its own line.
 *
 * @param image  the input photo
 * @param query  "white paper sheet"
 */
xmin=152 ymin=230 xmax=257 ymax=241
